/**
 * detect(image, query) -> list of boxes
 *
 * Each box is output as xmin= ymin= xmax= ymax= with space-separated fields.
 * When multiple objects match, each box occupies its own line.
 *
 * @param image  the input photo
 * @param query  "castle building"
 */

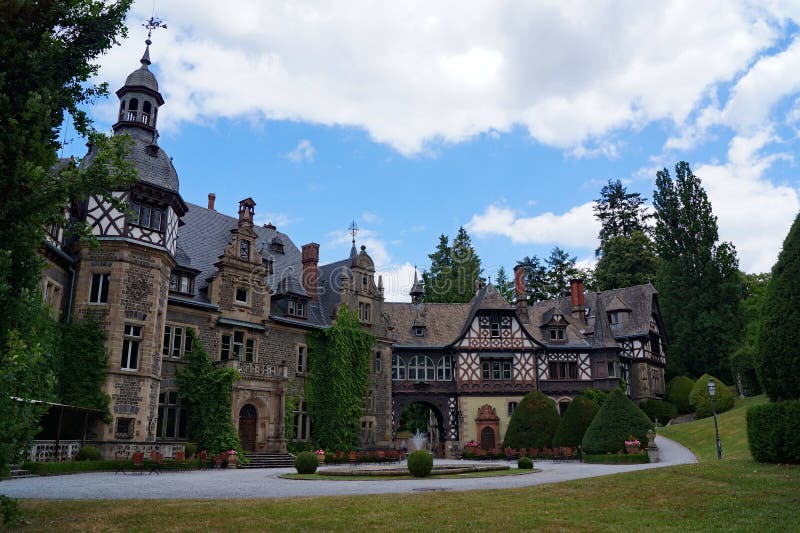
xmin=39 ymin=39 xmax=667 ymax=459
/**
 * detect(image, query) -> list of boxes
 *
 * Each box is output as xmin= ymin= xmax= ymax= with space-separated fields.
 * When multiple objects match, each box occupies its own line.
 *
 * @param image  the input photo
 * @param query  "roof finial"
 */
xmin=348 ymin=220 xmax=359 ymax=246
xmin=141 ymin=16 xmax=168 ymax=66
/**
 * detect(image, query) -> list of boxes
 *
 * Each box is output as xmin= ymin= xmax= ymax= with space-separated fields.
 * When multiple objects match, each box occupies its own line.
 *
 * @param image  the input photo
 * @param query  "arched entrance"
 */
xmin=238 ymin=404 xmax=258 ymax=452
xmin=396 ymin=401 xmax=446 ymax=457
xmin=481 ymin=427 xmax=496 ymax=450
xmin=475 ymin=404 xmax=500 ymax=450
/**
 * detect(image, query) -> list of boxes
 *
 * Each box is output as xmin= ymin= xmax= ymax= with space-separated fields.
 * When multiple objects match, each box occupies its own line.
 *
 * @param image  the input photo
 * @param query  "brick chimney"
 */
xmin=207 ymin=193 xmax=216 ymax=210
xmin=513 ymin=265 xmax=527 ymax=303
xmin=301 ymin=243 xmax=320 ymax=301
xmin=570 ymin=278 xmax=586 ymax=321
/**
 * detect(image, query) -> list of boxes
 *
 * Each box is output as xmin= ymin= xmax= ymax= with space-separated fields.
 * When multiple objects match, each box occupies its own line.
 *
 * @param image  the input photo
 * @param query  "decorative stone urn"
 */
xmin=646 ymin=430 xmax=659 ymax=463
xmin=227 ymin=453 xmax=238 ymax=468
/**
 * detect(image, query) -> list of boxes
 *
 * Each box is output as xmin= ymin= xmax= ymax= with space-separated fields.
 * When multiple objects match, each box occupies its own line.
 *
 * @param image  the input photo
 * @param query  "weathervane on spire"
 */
xmin=348 ymin=221 xmax=359 ymax=246
xmin=143 ymin=16 xmax=168 ymax=41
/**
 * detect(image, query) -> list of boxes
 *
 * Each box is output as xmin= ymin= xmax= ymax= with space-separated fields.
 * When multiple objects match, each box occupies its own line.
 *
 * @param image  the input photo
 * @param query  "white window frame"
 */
xmin=235 ymin=286 xmax=249 ymax=304
xmin=89 ymin=273 xmax=110 ymax=304
xmin=121 ymin=324 xmax=141 ymax=370
xmin=297 ymin=344 xmax=307 ymax=374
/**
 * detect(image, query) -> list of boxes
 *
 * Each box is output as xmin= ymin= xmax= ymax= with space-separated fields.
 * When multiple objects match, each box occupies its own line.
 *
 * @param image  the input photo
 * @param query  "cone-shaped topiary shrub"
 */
xmin=640 ymin=399 xmax=678 ymax=424
xmin=517 ymin=456 xmax=533 ymax=469
xmin=502 ymin=390 xmax=561 ymax=449
xmin=294 ymin=451 xmax=318 ymax=474
xmin=689 ymin=374 xmax=734 ymax=419
xmin=552 ymin=395 xmax=599 ymax=448
xmin=582 ymin=389 xmax=653 ymax=454
xmin=666 ymin=376 xmax=695 ymax=414
xmin=407 ymin=450 xmax=433 ymax=477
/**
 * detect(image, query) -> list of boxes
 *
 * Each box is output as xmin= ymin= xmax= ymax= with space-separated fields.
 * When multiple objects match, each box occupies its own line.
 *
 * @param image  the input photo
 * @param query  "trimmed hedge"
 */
xmin=582 ymin=453 xmax=649 ymax=464
xmin=407 ymin=450 xmax=433 ymax=477
xmin=502 ymin=390 xmax=561 ymax=449
xmin=666 ymin=376 xmax=695 ymax=414
xmin=75 ymin=446 xmax=100 ymax=461
xmin=689 ymin=374 xmax=734 ymax=419
xmin=640 ymin=399 xmax=678 ymax=425
xmin=552 ymin=396 xmax=598 ymax=448
xmin=517 ymin=457 xmax=533 ymax=469
xmin=747 ymin=400 xmax=800 ymax=464
xmin=294 ymin=451 xmax=319 ymax=474
xmin=582 ymin=389 xmax=653 ymax=454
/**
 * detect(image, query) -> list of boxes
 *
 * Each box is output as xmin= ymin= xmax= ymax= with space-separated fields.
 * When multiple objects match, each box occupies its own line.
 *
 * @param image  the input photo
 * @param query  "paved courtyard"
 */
xmin=0 ymin=436 xmax=695 ymax=500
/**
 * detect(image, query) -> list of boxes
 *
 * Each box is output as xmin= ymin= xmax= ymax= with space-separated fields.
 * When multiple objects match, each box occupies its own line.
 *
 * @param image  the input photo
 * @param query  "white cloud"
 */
xmin=466 ymin=203 xmax=599 ymax=249
xmin=695 ymin=129 xmax=799 ymax=273
xmin=94 ymin=1 xmax=789 ymax=155
xmin=254 ymin=212 xmax=298 ymax=229
xmin=361 ymin=211 xmax=382 ymax=223
xmin=284 ymin=139 xmax=315 ymax=162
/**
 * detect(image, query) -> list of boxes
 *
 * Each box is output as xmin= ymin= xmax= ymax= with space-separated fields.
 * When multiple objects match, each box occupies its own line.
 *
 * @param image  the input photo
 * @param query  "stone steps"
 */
xmin=9 ymin=468 xmax=35 ymax=478
xmin=242 ymin=452 xmax=295 ymax=469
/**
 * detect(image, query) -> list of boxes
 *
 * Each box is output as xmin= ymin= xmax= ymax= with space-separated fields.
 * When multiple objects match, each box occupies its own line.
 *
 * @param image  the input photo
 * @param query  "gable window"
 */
xmin=549 ymin=327 xmax=566 ymax=341
xmin=288 ymin=298 xmax=306 ymax=318
xmin=130 ymin=201 xmax=163 ymax=231
xmin=482 ymin=359 xmax=512 ymax=380
xmin=436 ymin=355 xmax=453 ymax=381
xmin=392 ymin=355 xmax=405 ymax=380
xmin=169 ymin=272 xmax=194 ymax=295
xmin=609 ymin=311 xmax=622 ymax=325
xmin=549 ymin=361 xmax=578 ymax=380
xmin=358 ymin=302 xmax=371 ymax=322
xmin=239 ymin=239 xmax=250 ymax=260
xmin=156 ymin=391 xmax=187 ymax=440
xmin=490 ymin=323 xmax=501 ymax=338
xmin=89 ymin=273 xmax=110 ymax=304
xmin=408 ymin=355 xmax=435 ymax=381
xmin=297 ymin=345 xmax=307 ymax=373
xmin=235 ymin=287 xmax=248 ymax=304
xmin=414 ymin=326 xmax=425 ymax=337
xmin=508 ymin=401 xmax=518 ymax=416
xmin=121 ymin=324 xmax=141 ymax=370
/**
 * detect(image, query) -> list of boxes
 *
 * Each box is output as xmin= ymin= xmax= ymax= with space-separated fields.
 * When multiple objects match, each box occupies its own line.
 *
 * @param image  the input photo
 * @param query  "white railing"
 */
xmin=28 ymin=440 xmax=83 ymax=462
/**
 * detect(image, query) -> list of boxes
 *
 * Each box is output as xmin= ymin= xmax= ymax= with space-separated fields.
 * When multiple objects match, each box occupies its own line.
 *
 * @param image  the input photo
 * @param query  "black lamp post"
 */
xmin=707 ymin=379 xmax=723 ymax=460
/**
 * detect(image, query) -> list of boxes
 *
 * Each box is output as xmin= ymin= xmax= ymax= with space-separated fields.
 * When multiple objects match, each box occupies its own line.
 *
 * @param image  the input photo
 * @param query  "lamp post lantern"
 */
xmin=707 ymin=379 xmax=723 ymax=460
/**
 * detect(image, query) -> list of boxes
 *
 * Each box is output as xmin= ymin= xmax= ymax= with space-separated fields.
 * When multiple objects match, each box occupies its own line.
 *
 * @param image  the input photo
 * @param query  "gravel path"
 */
xmin=0 ymin=436 xmax=696 ymax=500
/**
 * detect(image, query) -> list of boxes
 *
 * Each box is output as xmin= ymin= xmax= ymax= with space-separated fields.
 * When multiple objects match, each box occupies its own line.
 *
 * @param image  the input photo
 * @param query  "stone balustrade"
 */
xmin=215 ymin=358 xmax=287 ymax=380
xmin=28 ymin=440 xmax=83 ymax=462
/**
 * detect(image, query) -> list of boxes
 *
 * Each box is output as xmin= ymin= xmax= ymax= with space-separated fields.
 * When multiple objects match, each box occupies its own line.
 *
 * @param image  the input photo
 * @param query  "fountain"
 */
xmin=409 ymin=430 xmax=428 ymax=452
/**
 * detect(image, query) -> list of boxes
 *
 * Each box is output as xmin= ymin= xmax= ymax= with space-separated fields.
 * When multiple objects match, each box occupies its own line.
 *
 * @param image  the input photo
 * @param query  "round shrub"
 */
xmin=640 ymin=399 xmax=678 ymax=425
xmin=407 ymin=450 xmax=433 ymax=477
xmin=294 ymin=451 xmax=319 ymax=474
xmin=553 ymin=395 xmax=599 ymax=448
xmin=582 ymin=389 xmax=653 ymax=454
xmin=517 ymin=456 xmax=533 ymax=469
xmin=689 ymin=374 xmax=734 ymax=419
xmin=183 ymin=442 xmax=197 ymax=457
xmin=75 ymin=445 xmax=100 ymax=461
xmin=747 ymin=400 xmax=800 ymax=463
xmin=666 ymin=376 xmax=695 ymax=414
xmin=502 ymin=390 xmax=561 ymax=449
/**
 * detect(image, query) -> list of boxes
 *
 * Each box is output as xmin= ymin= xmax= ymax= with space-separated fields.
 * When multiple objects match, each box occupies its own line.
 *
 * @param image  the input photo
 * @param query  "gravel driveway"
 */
xmin=0 ymin=436 xmax=696 ymax=500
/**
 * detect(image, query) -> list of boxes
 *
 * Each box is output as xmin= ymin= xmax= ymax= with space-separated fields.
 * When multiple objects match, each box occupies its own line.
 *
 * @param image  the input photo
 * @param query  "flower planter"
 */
xmin=625 ymin=446 xmax=640 ymax=455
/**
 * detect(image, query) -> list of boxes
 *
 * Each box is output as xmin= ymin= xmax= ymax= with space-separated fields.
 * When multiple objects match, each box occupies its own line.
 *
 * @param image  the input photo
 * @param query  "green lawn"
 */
xmin=10 ymin=394 xmax=798 ymax=532
xmin=659 ymin=395 xmax=767 ymax=461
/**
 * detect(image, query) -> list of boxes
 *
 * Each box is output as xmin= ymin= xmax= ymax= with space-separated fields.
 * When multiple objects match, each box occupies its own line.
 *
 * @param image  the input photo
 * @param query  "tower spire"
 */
xmin=347 ymin=220 xmax=359 ymax=258
xmin=140 ymin=16 xmax=167 ymax=66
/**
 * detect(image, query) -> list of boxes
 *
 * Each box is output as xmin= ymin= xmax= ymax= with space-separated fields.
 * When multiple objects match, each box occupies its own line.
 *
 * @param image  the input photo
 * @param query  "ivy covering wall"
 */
xmin=176 ymin=330 xmax=241 ymax=455
xmin=54 ymin=317 xmax=111 ymax=417
xmin=306 ymin=305 xmax=374 ymax=451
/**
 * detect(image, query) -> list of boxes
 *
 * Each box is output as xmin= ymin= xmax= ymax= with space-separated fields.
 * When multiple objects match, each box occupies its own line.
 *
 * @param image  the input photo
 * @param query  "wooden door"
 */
xmin=481 ymin=427 xmax=495 ymax=450
xmin=238 ymin=404 xmax=258 ymax=452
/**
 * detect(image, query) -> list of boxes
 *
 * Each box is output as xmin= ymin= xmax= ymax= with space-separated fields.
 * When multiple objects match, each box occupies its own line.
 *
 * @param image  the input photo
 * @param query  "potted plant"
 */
xmin=226 ymin=449 xmax=238 ymax=468
xmin=315 ymin=449 xmax=325 ymax=464
xmin=624 ymin=438 xmax=641 ymax=455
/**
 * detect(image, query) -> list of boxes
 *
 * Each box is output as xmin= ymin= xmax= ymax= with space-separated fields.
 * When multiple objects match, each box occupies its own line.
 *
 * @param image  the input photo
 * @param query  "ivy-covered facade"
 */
xmin=40 ymin=38 xmax=667 ymax=459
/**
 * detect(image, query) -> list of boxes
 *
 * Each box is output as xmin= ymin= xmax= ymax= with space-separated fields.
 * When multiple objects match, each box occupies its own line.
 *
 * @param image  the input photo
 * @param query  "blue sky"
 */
xmin=68 ymin=1 xmax=800 ymax=301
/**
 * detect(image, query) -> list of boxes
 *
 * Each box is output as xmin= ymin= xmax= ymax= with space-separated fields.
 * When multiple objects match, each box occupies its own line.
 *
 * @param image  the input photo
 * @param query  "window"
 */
xmin=156 ymin=391 xmax=187 ymax=440
xmin=362 ymin=275 xmax=368 ymax=287
xmin=360 ymin=418 xmax=374 ymax=443
xmin=490 ymin=322 xmax=501 ymax=338
xmin=233 ymin=331 xmax=245 ymax=359
xmin=142 ymin=101 xmax=152 ymax=125
xmin=121 ymin=324 xmax=141 ymax=370
xmin=245 ymin=338 xmax=255 ymax=362
xmin=549 ymin=327 xmax=566 ymax=341
xmin=293 ymin=400 xmax=310 ymax=441
xmin=89 ymin=273 xmax=110 ymax=303
xmin=481 ymin=359 xmax=512 ymax=380
xmin=436 ymin=355 xmax=453 ymax=381
xmin=235 ymin=287 xmax=248 ymax=304
xmin=42 ymin=278 xmax=63 ymax=318
xmin=607 ymin=361 xmax=617 ymax=377
xmin=358 ymin=302 xmax=371 ymax=322
xmin=221 ymin=334 xmax=231 ymax=360
xmin=129 ymin=201 xmax=163 ymax=231
xmin=558 ymin=400 xmax=570 ymax=416
xmin=392 ymin=355 xmax=405 ymax=380
xmin=297 ymin=345 xmax=307 ymax=373
xmin=239 ymin=239 xmax=250 ymax=260
xmin=548 ymin=361 xmax=578 ymax=380
xmin=363 ymin=390 xmax=374 ymax=412
xmin=414 ymin=326 xmax=425 ymax=337
xmin=609 ymin=311 xmax=621 ymax=325
xmin=288 ymin=298 xmax=306 ymax=318
xmin=262 ymin=258 xmax=274 ymax=275
xmin=169 ymin=272 xmax=194 ymax=295
xmin=115 ymin=417 xmax=135 ymax=439
xmin=374 ymin=351 xmax=382 ymax=374
xmin=408 ymin=355 xmax=435 ymax=381
xmin=508 ymin=401 xmax=518 ymax=416
xmin=163 ymin=326 xmax=194 ymax=358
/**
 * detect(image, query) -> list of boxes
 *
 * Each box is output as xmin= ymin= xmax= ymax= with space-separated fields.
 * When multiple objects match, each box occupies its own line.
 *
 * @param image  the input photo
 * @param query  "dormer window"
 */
xmin=287 ymin=298 xmax=306 ymax=318
xmin=549 ymin=327 xmax=566 ymax=341
xmin=239 ymin=239 xmax=251 ymax=260
xmin=609 ymin=311 xmax=624 ymax=325
xmin=262 ymin=257 xmax=274 ymax=275
xmin=271 ymin=237 xmax=284 ymax=254
xmin=169 ymin=272 xmax=194 ymax=295
xmin=235 ymin=287 xmax=248 ymax=304
xmin=414 ymin=326 xmax=426 ymax=337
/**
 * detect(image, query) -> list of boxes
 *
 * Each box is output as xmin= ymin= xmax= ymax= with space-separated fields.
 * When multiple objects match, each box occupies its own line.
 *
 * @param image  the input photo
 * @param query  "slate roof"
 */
xmin=383 ymin=302 xmax=472 ymax=347
xmin=124 ymin=63 xmax=159 ymax=92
